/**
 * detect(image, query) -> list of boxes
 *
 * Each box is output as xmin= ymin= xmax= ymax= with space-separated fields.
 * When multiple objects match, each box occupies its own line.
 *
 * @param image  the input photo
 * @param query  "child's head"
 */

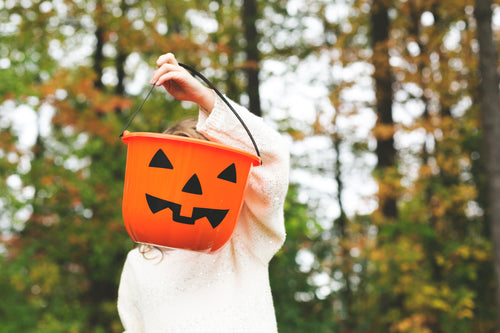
xmin=138 ymin=118 xmax=208 ymax=258
xmin=163 ymin=118 xmax=208 ymax=141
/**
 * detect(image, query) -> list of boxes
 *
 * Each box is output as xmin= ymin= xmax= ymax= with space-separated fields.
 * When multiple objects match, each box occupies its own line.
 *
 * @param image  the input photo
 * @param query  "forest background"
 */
xmin=1 ymin=0 xmax=500 ymax=332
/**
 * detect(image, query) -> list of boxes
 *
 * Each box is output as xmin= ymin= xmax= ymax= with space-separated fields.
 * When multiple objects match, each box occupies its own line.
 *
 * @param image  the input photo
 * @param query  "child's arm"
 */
xmin=197 ymin=94 xmax=290 ymax=264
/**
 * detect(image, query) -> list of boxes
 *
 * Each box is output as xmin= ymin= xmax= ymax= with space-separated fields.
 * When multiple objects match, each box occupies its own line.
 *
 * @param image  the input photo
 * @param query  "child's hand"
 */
xmin=150 ymin=53 xmax=215 ymax=112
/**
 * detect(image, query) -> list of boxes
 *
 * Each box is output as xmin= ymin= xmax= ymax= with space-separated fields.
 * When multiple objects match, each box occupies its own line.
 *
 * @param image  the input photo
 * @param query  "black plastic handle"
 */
xmin=119 ymin=63 xmax=261 ymax=163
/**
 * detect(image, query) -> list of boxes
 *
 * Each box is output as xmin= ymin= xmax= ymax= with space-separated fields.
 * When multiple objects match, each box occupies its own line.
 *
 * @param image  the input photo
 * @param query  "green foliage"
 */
xmin=271 ymin=184 xmax=336 ymax=332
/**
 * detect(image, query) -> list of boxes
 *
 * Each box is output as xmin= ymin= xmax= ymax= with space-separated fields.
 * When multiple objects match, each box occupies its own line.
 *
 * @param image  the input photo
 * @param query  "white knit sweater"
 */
xmin=117 ymin=95 xmax=290 ymax=333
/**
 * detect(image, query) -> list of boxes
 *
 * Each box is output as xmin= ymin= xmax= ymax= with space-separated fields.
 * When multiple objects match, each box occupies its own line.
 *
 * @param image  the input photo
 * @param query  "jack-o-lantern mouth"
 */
xmin=145 ymin=193 xmax=229 ymax=228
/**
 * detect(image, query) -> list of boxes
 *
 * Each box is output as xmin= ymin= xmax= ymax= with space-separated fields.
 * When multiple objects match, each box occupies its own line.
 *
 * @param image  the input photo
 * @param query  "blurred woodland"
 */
xmin=1 ymin=0 xmax=500 ymax=332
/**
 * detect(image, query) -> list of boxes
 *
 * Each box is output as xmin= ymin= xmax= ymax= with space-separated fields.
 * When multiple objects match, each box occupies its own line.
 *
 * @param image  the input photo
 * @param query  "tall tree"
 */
xmin=242 ymin=0 xmax=262 ymax=116
xmin=370 ymin=1 xmax=402 ymax=330
xmin=371 ymin=0 xmax=397 ymax=220
xmin=475 ymin=0 xmax=500 ymax=330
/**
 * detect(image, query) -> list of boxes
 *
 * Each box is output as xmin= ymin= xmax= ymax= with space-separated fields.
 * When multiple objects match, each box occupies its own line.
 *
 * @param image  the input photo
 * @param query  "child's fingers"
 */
xmin=155 ymin=71 xmax=186 ymax=88
xmin=150 ymin=63 xmax=182 ymax=85
xmin=156 ymin=53 xmax=178 ymax=68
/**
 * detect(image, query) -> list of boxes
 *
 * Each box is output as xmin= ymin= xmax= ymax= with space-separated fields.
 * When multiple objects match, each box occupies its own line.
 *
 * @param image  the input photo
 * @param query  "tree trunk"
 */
xmin=370 ymin=1 xmax=401 ymax=328
xmin=242 ymin=0 xmax=262 ymax=116
xmin=371 ymin=0 xmax=397 ymax=219
xmin=332 ymin=127 xmax=353 ymax=331
xmin=475 ymin=0 xmax=500 ymax=330
xmin=93 ymin=26 xmax=105 ymax=89
xmin=93 ymin=0 xmax=104 ymax=89
xmin=115 ymin=0 xmax=129 ymax=96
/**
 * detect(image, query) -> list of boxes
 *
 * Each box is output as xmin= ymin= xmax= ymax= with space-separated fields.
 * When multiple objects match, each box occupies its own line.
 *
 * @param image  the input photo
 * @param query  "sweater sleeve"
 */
xmin=197 ymin=94 xmax=290 ymax=264
xmin=117 ymin=252 xmax=145 ymax=333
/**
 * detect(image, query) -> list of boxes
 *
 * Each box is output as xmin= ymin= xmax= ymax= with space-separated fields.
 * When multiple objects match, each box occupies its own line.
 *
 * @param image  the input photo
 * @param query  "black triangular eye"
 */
xmin=217 ymin=163 xmax=237 ymax=183
xmin=182 ymin=174 xmax=203 ymax=195
xmin=149 ymin=149 xmax=173 ymax=169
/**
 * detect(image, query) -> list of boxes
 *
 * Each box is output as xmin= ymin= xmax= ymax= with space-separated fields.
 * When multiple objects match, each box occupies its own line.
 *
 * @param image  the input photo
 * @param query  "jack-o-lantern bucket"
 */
xmin=121 ymin=131 xmax=260 ymax=252
xmin=120 ymin=63 xmax=261 ymax=253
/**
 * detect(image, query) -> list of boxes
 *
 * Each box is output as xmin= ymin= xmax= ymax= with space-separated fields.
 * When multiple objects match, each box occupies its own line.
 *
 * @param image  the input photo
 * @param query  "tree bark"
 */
xmin=475 ymin=0 xmax=500 ymax=330
xmin=332 ymin=128 xmax=353 ymax=331
xmin=371 ymin=0 xmax=397 ymax=218
xmin=93 ymin=0 xmax=104 ymax=89
xmin=115 ymin=0 xmax=129 ymax=96
xmin=370 ymin=1 xmax=401 ymax=329
xmin=242 ymin=0 xmax=262 ymax=116
xmin=93 ymin=26 xmax=104 ymax=89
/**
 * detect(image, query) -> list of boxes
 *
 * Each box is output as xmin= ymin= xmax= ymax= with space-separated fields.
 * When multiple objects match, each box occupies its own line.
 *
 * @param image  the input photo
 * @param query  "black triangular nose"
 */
xmin=182 ymin=174 xmax=202 ymax=195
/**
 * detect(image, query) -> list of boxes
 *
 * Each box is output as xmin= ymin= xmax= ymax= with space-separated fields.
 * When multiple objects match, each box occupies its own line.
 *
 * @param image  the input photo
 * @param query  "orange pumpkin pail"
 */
xmin=120 ymin=64 xmax=261 ymax=253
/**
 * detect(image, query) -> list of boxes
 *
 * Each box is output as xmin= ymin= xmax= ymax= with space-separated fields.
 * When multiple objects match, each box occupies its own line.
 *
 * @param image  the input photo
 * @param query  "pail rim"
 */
xmin=122 ymin=130 xmax=261 ymax=166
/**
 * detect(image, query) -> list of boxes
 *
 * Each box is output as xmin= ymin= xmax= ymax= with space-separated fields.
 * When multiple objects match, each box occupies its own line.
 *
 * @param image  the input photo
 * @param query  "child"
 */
xmin=117 ymin=53 xmax=290 ymax=333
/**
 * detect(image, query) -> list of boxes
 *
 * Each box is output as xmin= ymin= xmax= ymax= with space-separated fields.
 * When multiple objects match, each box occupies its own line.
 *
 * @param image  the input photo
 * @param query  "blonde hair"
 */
xmin=163 ymin=118 xmax=208 ymax=140
xmin=138 ymin=118 xmax=208 ymax=259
